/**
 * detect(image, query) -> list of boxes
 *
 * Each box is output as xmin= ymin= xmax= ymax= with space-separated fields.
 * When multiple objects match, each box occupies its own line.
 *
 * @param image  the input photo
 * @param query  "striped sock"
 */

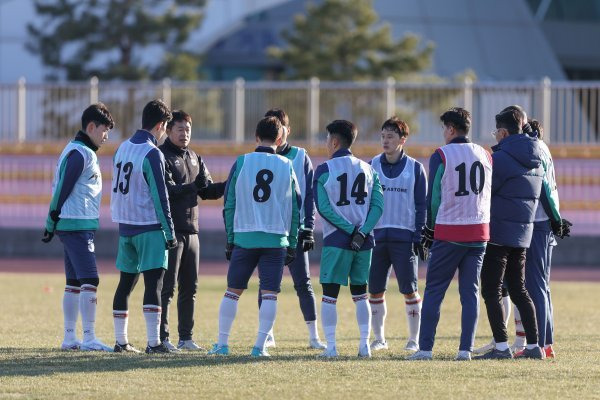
xmin=63 ymin=285 xmax=80 ymax=343
xmin=369 ymin=297 xmax=386 ymax=342
xmin=80 ymin=284 xmax=97 ymax=342
xmin=405 ymin=293 xmax=422 ymax=343
xmin=321 ymin=296 xmax=337 ymax=351
xmin=143 ymin=305 xmax=161 ymax=347
xmin=113 ymin=310 xmax=129 ymax=345
xmin=255 ymin=293 xmax=277 ymax=350
xmin=218 ymin=291 xmax=239 ymax=346
xmin=353 ymin=294 xmax=371 ymax=348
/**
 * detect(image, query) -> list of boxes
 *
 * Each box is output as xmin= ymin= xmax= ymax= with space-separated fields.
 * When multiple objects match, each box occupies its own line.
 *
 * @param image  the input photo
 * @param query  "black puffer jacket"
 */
xmin=159 ymin=138 xmax=225 ymax=234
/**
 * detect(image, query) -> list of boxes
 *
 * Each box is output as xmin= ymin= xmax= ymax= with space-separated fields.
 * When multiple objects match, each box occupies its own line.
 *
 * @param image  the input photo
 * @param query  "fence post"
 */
xmin=162 ymin=78 xmax=172 ymax=107
xmin=17 ymin=77 xmax=26 ymax=143
xmin=463 ymin=76 xmax=473 ymax=112
xmin=90 ymin=76 xmax=99 ymax=104
xmin=541 ymin=76 xmax=551 ymax=143
xmin=307 ymin=77 xmax=320 ymax=145
xmin=385 ymin=77 xmax=396 ymax=118
xmin=233 ymin=77 xmax=245 ymax=143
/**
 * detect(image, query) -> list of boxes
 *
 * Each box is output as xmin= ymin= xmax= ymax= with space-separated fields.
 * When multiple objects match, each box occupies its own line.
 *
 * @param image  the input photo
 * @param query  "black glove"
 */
xmin=166 ymin=238 xmax=178 ymax=250
xmin=522 ymin=122 xmax=533 ymax=134
xmin=421 ymin=226 xmax=434 ymax=250
xmin=41 ymin=229 xmax=54 ymax=243
xmin=299 ymin=229 xmax=315 ymax=252
xmin=350 ymin=228 xmax=367 ymax=252
xmin=225 ymin=243 xmax=234 ymax=261
xmin=413 ymin=242 xmax=428 ymax=262
xmin=194 ymin=172 xmax=209 ymax=191
xmin=551 ymin=218 xmax=573 ymax=239
xmin=285 ymin=247 xmax=296 ymax=265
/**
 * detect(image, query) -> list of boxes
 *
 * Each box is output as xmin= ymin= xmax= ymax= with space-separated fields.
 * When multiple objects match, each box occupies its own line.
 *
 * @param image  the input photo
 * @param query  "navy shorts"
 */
xmin=369 ymin=241 xmax=417 ymax=295
xmin=56 ymin=230 xmax=99 ymax=280
xmin=227 ymin=247 xmax=285 ymax=292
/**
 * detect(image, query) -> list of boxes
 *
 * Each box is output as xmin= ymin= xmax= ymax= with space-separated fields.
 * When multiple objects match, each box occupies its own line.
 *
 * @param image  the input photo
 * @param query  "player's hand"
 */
xmin=285 ymin=247 xmax=296 ymax=265
xmin=522 ymin=122 xmax=533 ymax=134
xmin=193 ymin=172 xmax=208 ymax=190
xmin=299 ymin=229 xmax=314 ymax=252
xmin=350 ymin=228 xmax=367 ymax=252
xmin=225 ymin=243 xmax=234 ymax=261
xmin=41 ymin=229 xmax=54 ymax=243
xmin=421 ymin=226 xmax=434 ymax=250
xmin=551 ymin=218 xmax=573 ymax=239
xmin=166 ymin=238 xmax=178 ymax=250
xmin=413 ymin=242 xmax=428 ymax=262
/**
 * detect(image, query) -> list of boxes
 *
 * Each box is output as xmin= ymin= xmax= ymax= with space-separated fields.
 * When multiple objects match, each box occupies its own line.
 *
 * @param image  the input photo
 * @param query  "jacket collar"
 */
xmin=331 ymin=148 xmax=353 ymax=159
xmin=137 ymin=129 xmax=158 ymax=146
xmin=449 ymin=136 xmax=471 ymax=144
xmin=163 ymin=137 xmax=187 ymax=156
xmin=74 ymin=130 xmax=98 ymax=152
xmin=255 ymin=146 xmax=276 ymax=154
xmin=277 ymin=142 xmax=292 ymax=156
xmin=380 ymin=149 xmax=405 ymax=165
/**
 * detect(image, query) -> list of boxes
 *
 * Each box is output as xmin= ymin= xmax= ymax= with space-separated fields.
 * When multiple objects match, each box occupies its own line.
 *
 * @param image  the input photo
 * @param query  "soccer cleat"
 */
xmin=207 ymin=343 xmax=230 ymax=356
xmin=61 ymin=339 xmax=82 ymax=351
xmin=145 ymin=342 xmax=176 ymax=354
xmin=80 ymin=338 xmax=113 ymax=352
xmin=544 ymin=345 xmax=555 ymax=359
xmin=113 ymin=342 xmax=141 ymax=353
xmin=407 ymin=350 xmax=433 ymax=361
xmin=178 ymin=340 xmax=204 ymax=351
xmin=309 ymin=338 xmax=326 ymax=350
xmin=162 ymin=339 xmax=180 ymax=352
xmin=404 ymin=340 xmax=419 ymax=352
xmin=265 ymin=334 xmax=276 ymax=348
xmin=515 ymin=346 xmax=544 ymax=359
xmin=455 ymin=351 xmax=471 ymax=361
xmin=358 ymin=343 xmax=372 ymax=358
xmin=473 ymin=340 xmax=495 ymax=355
xmin=473 ymin=348 xmax=513 ymax=360
xmin=318 ymin=347 xmax=338 ymax=358
xmin=250 ymin=346 xmax=271 ymax=357
xmin=370 ymin=339 xmax=388 ymax=351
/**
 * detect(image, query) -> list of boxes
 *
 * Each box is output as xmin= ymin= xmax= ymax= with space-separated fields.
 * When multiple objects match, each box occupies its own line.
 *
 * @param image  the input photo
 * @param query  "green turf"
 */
xmin=1 ymin=273 xmax=599 ymax=399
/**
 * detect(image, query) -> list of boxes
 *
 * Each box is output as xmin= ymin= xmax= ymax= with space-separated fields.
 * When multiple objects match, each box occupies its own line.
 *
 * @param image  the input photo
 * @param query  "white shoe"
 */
xmin=309 ymin=338 xmax=326 ymax=350
xmin=61 ymin=339 xmax=82 ymax=351
xmin=455 ymin=350 xmax=471 ymax=361
xmin=80 ymin=338 xmax=113 ymax=352
xmin=473 ymin=340 xmax=495 ymax=355
xmin=178 ymin=339 xmax=204 ymax=351
xmin=162 ymin=339 xmax=180 ymax=352
xmin=404 ymin=340 xmax=419 ymax=352
xmin=318 ymin=347 xmax=338 ymax=358
xmin=358 ymin=343 xmax=372 ymax=358
xmin=407 ymin=350 xmax=433 ymax=360
xmin=370 ymin=339 xmax=388 ymax=351
xmin=265 ymin=334 xmax=276 ymax=348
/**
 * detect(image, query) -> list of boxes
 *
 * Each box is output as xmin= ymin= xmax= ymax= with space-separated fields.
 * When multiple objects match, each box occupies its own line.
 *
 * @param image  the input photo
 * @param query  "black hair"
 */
xmin=167 ymin=110 xmax=192 ymax=130
xmin=264 ymin=108 xmax=290 ymax=128
xmin=495 ymin=109 xmax=521 ymax=135
xmin=142 ymin=99 xmax=172 ymax=131
xmin=81 ymin=103 xmax=114 ymax=130
xmin=500 ymin=105 xmax=527 ymax=130
xmin=529 ymin=118 xmax=544 ymax=140
xmin=440 ymin=107 xmax=471 ymax=135
xmin=255 ymin=116 xmax=282 ymax=142
xmin=381 ymin=116 xmax=409 ymax=137
xmin=326 ymin=119 xmax=357 ymax=148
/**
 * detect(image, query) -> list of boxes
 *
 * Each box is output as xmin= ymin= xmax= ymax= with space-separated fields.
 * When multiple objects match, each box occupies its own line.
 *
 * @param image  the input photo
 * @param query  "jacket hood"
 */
xmin=493 ymin=133 xmax=542 ymax=169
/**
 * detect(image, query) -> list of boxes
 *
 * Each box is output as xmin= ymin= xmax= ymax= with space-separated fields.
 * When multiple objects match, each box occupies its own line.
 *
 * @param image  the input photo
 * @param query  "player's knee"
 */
xmin=80 ymin=277 xmax=99 ymax=287
xmin=403 ymin=291 xmax=418 ymax=299
xmin=350 ymin=284 xmax=367 ymax=296
xmin=227 ymin=287 xmax=244 ymax=296
xmin=322 ymin=283 xmax=340 ymax=298
xmin=66 ymin=278 xmax=80 ymax=287
xmin=294 ymin=281 xmax=313 ymax=297
xmin=369 ymin=291 xmax=385 ymax=298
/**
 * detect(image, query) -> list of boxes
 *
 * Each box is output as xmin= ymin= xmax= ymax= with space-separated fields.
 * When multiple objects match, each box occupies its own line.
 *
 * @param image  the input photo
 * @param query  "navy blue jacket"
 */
xmin=490 ymin=133 xmax=544 ymax=248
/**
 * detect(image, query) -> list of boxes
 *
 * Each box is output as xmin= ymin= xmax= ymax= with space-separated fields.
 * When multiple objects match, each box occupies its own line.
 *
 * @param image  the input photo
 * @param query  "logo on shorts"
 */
xmin=87 ymin=239 xmax=95 ymax=253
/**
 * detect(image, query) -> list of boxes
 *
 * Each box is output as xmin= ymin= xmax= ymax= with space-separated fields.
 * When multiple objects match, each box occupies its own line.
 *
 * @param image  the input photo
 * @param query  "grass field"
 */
xmin=1 ymin=273 xmax=599 ymax=399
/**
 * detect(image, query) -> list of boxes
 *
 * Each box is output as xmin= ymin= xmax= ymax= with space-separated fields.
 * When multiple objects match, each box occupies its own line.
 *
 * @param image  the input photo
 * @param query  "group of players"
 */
xmin=44 ymin=99 xmax=570 ymax=359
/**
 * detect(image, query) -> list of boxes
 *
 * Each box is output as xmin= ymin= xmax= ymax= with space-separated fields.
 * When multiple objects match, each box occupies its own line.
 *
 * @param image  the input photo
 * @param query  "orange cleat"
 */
xmin=544 ymin=345 xmax=555 ymax=358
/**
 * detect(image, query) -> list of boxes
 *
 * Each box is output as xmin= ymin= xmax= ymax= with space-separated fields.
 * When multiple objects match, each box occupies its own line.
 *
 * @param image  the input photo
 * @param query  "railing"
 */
xmin=1 ymin=78 xmax=599 ymax=144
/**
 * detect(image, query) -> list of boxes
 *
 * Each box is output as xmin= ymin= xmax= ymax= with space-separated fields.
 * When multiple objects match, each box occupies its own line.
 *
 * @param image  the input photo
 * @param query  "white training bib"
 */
xmin=233 ymin=152 xmax=296 ymax=235
xmin=372 ymin=154 xmax=417 ymax=231
xmin=435 ymin=143 xmax=492 ymax=226
xmin=110 ymin=140 xmax=161 ymax=225
xmin=322 ymin=156 xmax=374 ymax=239
xmin=291 ymin=147 xmax=307 ymax=220
xmin=535 ymin=140 xmax=560 ymax=222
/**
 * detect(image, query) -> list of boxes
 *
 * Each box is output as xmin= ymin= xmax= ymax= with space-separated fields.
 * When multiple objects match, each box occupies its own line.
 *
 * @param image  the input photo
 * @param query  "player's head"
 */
xmin=325 ymin=119 xmax=357 ymax=157
xmin=167 ymin=110 xmax=192 ymax=149
xmin=440 ymin=107 xmax=471 ymax=144
xmin=255 ymin=116 xmax=283 ymax=146
xmin=500 ymin=105 xmax=527 ymax=130
xmin=529 ymin=118 xmax=544 ymax=140
xmin=142 ymin=99 xmax=172 ymax=140
xmin=81 ymin=103 xmax=114 ymax=149
xmin=494 ymin=108 xmax=521 ymax=142
xmin=381 ymin=116 xmax=409 ymax=155
xmin=265 ymin=108 xmax=290 ymax=144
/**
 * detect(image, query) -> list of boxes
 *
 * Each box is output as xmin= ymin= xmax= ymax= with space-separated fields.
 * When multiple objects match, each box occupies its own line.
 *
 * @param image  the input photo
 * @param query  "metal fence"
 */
xmin=1 ymin=78 xmax=599 ymax=144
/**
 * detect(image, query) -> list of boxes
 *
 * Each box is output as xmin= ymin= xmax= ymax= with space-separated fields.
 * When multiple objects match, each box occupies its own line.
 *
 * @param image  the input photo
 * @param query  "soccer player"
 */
xmin=368 ymin=117 xmax=427 ymax=352
xmin=408 ymin=107 xmax=492 ymax=361
xmin=313 ymin=120 xmax=384 ymax=358
xmin=43 ymin=103 xmax=114 ymax=352
xmin=158 ymin=110 xmax=226 ymax=351
xmin=259 ymin=108 xmax=325 ymax=350
xmin=208 ymin=116 xmax=300 ymax=357
xmin=110 ymin=99 xmax=178 ymax=354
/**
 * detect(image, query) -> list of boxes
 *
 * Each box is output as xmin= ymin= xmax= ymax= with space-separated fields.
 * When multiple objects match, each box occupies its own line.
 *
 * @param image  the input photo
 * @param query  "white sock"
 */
xmin=526 ymin=343 xmax=539 ymax=350
xmin=405 ymin=293 xmax=422 ymax=343
xmin=306 ymin=320 xmax=319 ymax=340
xmin=80 ymin=284 xmax=97 ymax=342
xmin=502 ymin=295 xmax=512 ymax=325
xmin=143 ymin=304 xmax=161 ymax=347
xmin=496 ymin=341 xmax=509 ymax=351
xmin=63 ymin=285 xmax=80 ymax=342
xmin=255 ymin=293 xmax=277 ymax=349
xmin=218 ymin=291 xmax=239 ymax=346
xmin=353 ymin=294 xmax=371 ymax=348
xmin=113 ymin=310 xmax=129 ymax=345
xmin=369 ymin=297 xmax=386 ymax=342
xmin=513 ymin=305 xmax=526 ymax=348
xmin=321 ymin=296 xmax=337 ymax=350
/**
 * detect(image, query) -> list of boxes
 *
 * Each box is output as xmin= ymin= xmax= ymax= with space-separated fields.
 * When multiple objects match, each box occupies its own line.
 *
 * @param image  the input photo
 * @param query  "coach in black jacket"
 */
xmin=158 ymin=110 xmax=225 ymax=350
